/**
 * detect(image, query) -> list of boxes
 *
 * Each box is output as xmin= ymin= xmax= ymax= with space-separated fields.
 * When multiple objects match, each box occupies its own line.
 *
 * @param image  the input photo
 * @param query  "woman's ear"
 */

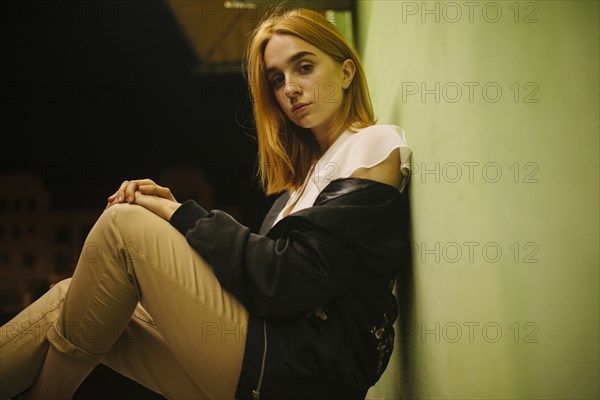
xmin=341 ymin=59 xmax=356 ymax=90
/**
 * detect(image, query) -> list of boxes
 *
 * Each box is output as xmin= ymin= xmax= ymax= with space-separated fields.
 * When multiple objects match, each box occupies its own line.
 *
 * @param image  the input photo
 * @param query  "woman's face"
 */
xmin=263 ymin=34 xmax=354 ymax=138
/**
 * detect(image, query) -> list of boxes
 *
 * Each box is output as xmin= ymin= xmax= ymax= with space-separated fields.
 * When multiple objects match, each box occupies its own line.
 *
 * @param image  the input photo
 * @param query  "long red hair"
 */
xmin=244 ymin=6 xmax=375 ymax=195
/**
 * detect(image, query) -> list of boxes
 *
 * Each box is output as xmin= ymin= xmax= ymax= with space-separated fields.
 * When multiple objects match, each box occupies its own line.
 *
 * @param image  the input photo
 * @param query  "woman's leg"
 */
xmin=1 ymin=279 xmax=209 ymax=400
xmin=1 ymin=203 xmax=248 ymax=399
xmin=102 ymin=304 xmax=211 ymax=399
xmin=1 ymin=279 xmax=68 ymax=399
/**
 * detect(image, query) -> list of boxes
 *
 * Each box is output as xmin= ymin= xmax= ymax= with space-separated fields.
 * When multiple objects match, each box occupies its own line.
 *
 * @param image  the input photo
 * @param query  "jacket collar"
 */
xmin=259 ymin=191 xmax=291 ymax=236
xmin=313 ymin=177 xmax=399 ymax=205
xmin=261 ymin=177 xmax=403 ymax=237
xmin=263 ymin=177 xmax=409 ymax=279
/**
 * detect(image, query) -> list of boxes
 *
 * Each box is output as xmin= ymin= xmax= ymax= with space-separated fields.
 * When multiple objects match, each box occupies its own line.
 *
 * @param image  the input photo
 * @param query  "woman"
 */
xmin=0 ymin=6 xmax=412 ymax=400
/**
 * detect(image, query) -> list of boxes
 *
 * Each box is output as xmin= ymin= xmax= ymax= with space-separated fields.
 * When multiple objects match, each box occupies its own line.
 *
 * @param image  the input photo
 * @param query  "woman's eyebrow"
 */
xmin=266 ymin=51 xmax=316 ymax=75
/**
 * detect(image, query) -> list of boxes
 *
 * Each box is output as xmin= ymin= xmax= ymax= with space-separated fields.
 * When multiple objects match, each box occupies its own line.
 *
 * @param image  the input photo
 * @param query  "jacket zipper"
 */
xmin=252 ymin=319 xmax=268 ymax=400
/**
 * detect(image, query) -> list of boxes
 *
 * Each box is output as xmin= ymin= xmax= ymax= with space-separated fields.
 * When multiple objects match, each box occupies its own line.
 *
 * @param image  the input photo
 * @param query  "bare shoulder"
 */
xmin=349 ymin=149 xmax=403 ymax=190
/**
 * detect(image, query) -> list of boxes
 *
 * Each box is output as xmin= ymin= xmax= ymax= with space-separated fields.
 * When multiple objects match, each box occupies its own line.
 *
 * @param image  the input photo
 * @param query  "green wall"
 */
xmin=357 ymin=1 xmax=599 ymax=399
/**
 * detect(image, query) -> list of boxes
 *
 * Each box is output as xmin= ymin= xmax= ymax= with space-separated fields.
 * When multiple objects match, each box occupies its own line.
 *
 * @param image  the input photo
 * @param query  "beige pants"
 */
xmin=0 ymin=204 xmax=249 ymax=400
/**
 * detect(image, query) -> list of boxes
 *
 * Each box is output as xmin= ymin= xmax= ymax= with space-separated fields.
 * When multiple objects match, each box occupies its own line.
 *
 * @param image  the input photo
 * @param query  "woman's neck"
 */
xmin=312 ymin=125 xmax=345 ymax=156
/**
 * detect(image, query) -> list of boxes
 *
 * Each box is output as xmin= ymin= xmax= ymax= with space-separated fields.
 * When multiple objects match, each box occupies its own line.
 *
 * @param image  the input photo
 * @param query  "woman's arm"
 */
xmin=170 ymin=200 xmax=368 ymax=318
xmin=168 ymin=152 xmax=405 ymax=318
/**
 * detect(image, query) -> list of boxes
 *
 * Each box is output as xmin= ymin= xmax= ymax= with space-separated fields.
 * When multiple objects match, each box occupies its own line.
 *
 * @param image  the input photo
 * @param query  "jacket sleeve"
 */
xmin=170 ymin=199 xmax=367 ymax=318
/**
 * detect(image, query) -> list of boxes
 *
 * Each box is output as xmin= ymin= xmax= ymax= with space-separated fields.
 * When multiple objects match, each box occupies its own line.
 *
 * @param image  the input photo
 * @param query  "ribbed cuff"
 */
xmin=170 ymin=199 xmax=210 ymax=235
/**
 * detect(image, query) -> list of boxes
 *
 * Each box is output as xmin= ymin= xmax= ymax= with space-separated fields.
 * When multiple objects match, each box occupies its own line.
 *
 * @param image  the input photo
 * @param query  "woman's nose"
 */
xmin=284 ymin=80 xmax=301 ymax=98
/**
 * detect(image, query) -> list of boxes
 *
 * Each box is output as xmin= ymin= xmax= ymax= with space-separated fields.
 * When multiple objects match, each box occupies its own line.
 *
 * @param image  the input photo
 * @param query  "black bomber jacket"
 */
xmin=169 ymin=177 xmax=411 ymax=400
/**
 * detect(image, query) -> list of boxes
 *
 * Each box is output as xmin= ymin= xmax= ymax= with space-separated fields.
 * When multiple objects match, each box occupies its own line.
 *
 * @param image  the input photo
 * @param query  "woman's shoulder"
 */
xmin=334 ymin=124 xmax=412 ymax=192
xmin=344 ymin=124 xmax=409 ymax=151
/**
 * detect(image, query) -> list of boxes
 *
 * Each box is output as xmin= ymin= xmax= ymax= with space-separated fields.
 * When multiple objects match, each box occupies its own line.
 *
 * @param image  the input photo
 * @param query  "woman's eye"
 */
xmin=271 ymin=76 xmax=284 ymax=87
xmin=299 ymin=64 xmax=313 ymax=74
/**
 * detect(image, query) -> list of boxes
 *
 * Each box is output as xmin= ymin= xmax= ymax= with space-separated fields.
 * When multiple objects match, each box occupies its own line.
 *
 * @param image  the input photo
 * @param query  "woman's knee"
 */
xmin=100 ymin=203 xmax=152 ymax=226
xmin=89 ymin=204 xmax=155 ymax=246
xmin=84 ymin=204 xmax=168 ymax=271
xmin=50 ymin=278 xmax=71 ymax=297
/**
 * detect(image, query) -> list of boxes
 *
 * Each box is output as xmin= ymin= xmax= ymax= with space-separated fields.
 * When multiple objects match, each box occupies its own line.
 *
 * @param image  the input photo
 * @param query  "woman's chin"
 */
xmin=289 ymin=119 xmax=313 ymax=130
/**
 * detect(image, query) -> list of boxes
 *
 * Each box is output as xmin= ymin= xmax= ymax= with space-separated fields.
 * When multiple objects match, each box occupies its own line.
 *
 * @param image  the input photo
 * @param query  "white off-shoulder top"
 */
xmin=271 ymin=124 xmax=412 ymax=228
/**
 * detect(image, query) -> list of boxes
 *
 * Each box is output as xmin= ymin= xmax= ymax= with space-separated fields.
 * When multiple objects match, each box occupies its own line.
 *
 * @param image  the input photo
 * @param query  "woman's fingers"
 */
xmin=108 ymin=179 xmax=156 ymax=204
xmin=124 ymin=179 xmax=155 ymax=203
xmin=138 ymin=184 xmax=177 ymax=202
xmin=106 ymin=191 xmax=119 ymax=208
xmin=106 ymin=179 xmax=175 ymax=209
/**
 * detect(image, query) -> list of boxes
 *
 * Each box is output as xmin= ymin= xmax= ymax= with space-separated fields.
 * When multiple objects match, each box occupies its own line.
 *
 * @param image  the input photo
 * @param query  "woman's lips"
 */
xmin=292 ymin=103 xmax=311 ymax=114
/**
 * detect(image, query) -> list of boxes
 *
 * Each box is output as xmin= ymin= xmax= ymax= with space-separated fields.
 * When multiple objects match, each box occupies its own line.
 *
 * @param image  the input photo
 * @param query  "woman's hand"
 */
xmin=107 ymin=179 xmax=175 ymax=205
xmin=132 ymin=188 xmax=182 ymax=221
xmin=106 ymin=179 xmax=181 ymax=221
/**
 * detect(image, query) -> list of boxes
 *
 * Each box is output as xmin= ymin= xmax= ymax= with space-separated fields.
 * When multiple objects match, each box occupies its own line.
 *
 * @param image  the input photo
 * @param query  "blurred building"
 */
xmin=0 ymin=172 xmax=101 ymax=316
xmin=0 ymin=167 xmax=224 ymax=318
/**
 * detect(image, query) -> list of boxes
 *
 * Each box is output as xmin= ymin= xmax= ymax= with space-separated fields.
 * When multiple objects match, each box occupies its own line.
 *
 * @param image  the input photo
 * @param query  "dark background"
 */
xmin=1 ymin=0 xmax=272 ymax=232
xmin=2 ymin=1 xmax=273 ymax=398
